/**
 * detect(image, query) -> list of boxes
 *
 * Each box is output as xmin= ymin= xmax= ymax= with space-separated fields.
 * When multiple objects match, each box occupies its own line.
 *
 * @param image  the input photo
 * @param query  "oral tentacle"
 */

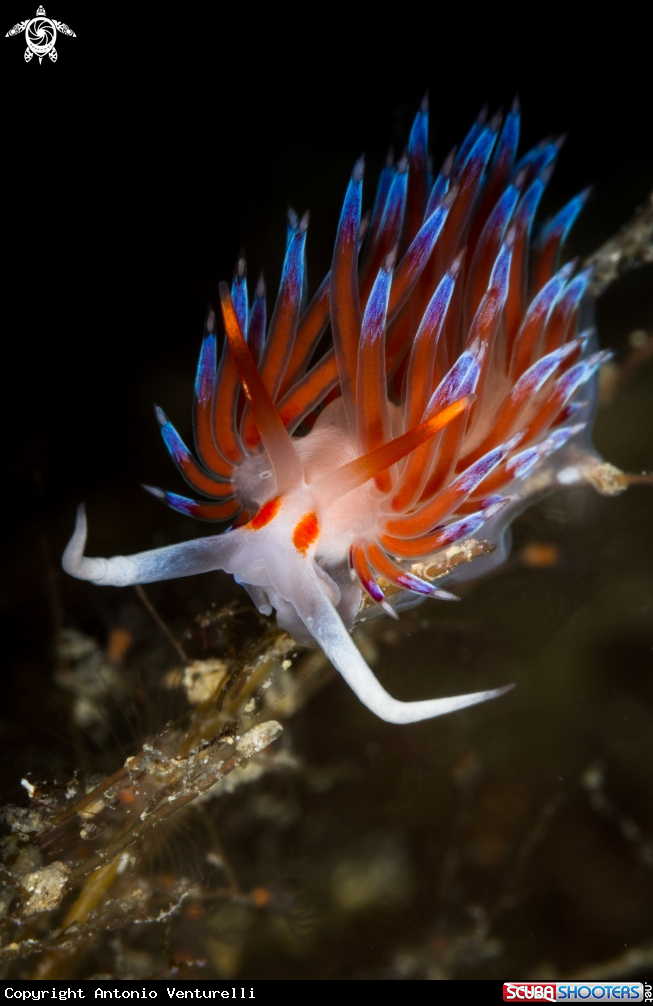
xmin=62 ymin=504 xmax=243 ymax=587
xmin=294 ymin=573 xmax=513 ymax=725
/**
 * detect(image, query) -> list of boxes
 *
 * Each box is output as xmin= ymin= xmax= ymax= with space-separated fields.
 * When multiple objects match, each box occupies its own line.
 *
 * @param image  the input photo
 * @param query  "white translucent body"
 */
xmin=64 ymin=400 xmax=527 ymax=723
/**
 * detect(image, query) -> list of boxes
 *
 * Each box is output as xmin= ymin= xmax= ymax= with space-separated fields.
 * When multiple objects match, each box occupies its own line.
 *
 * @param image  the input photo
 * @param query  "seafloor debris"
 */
xmin=585 ymin=191 xmax=653 ymax=296
xmin=0 ymin=529 xmax=491 ymax=973
xmin=55 ymin=629 xmax=131 ymax=740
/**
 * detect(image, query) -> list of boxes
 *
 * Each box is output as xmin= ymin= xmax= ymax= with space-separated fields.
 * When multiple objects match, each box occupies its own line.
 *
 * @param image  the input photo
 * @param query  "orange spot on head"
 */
xmin=292 ymin=512 xmax=320 ymax=554
xmin=247 ymin=496 xmax=281 ymax=530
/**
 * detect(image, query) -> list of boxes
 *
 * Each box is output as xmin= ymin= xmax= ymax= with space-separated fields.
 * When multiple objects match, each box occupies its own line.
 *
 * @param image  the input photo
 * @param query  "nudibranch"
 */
xmin=63 ymin=98 xmax=630 ymax=724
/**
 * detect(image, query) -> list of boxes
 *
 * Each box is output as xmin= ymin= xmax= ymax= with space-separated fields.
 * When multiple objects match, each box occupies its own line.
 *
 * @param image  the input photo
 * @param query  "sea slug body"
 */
xmin=63 ymin=97 xmax=627 ymax=724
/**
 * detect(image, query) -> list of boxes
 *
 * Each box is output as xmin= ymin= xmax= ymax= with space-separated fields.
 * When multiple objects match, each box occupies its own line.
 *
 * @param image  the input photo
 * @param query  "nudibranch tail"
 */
xmin=63 ymin=98 xmax=646 ymax=726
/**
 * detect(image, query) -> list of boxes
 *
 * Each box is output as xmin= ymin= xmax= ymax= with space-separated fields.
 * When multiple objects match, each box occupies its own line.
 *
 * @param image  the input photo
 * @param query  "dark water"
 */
xmin=1 ymin=16 xmax=652 ymax=979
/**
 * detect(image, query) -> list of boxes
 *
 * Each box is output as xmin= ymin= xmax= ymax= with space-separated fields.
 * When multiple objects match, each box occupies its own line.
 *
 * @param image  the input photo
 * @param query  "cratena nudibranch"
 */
xmin=63 ymin=98 xmax=636 ymax=724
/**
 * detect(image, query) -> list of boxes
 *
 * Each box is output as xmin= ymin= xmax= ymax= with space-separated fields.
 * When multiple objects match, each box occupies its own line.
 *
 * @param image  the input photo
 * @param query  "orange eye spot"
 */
xmin=292 ymin=512 xmax=320 ymax=554
xmin=247 ymin=496 xmax=281 ymax=530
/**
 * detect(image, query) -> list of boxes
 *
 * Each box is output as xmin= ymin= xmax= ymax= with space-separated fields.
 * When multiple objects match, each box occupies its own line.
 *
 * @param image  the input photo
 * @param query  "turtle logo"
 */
xmin=5 ymin=5 xmax=76 ymax=64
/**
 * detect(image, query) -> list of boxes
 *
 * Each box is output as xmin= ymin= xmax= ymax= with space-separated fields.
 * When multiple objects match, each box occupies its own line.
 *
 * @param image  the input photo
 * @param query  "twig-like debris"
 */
xmin=68 ymin=721 xmax=283 ymax=886
xmin=134 ymin=584 xmax=189 ymax=664
xmin=489 ymin=797 xmax=561 ymax=923
xmin=0 ymin=719 xmax=281 ymax=963
xmin=358 ymin=538 xmax=495 ymax=611
xmin=584 ymin=190 xmax=653 ymax=296
xmin=2 ymin=884 xmax=192 ymax=967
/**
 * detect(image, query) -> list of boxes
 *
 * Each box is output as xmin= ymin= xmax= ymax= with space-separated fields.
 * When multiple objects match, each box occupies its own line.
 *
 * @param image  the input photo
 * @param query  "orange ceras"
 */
xmin=247 ymin=496 xmax=281 ymax=530
xmin=292 ymin=512 xmax=320 ymax=554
